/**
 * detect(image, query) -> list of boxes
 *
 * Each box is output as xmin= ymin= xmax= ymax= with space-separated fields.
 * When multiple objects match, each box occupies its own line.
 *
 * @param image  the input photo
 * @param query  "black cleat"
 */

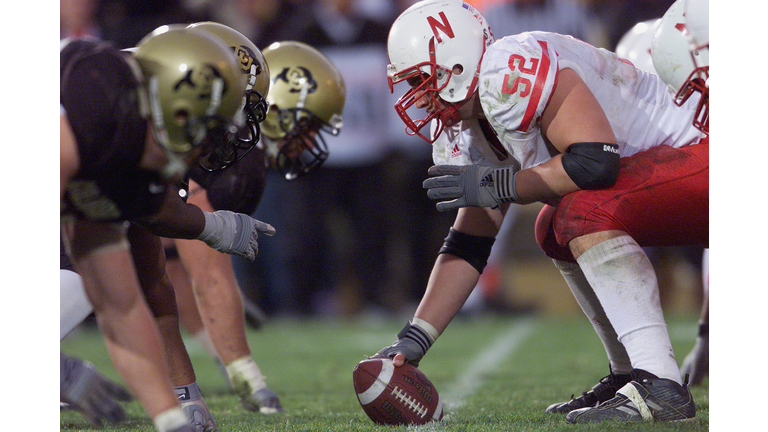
xmin=566 ymin=369 xmax=695 ymax=423
xmin=546 ymin=370 xmax=632 ymax=414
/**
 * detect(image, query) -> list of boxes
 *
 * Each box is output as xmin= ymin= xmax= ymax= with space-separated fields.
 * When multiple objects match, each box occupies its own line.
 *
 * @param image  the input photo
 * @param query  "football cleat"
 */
xmin=565 ymin=369 xmax=695 ymax=423
xmin=169 ymin=424 xmax=197 ymax=432
xmin=180 ymin=398 xmax=219 ymax=432
xmin=240 ymin=387 xmax=284 ymax=414
xmin=545 ymin=370 xmax=632 ymax=414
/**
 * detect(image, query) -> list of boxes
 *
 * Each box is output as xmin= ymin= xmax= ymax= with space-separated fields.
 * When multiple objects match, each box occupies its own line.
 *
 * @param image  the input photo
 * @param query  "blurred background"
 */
xmin=61 ymin=0 xmax=703 ymax=322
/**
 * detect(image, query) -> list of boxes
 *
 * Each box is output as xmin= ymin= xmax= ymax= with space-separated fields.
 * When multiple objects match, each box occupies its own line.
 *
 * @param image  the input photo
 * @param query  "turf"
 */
xmin=60 ymin=313 xmax=708 ymax=431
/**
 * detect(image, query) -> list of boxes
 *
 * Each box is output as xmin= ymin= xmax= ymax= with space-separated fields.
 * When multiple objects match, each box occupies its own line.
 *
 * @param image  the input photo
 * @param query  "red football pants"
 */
xmin=535 ymin=139 xmax=709 ymax=263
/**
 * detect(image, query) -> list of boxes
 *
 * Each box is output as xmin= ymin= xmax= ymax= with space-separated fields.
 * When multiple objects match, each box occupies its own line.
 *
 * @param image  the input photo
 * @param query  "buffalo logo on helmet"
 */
xmin=233 ymin=44 xmax=263 ymax=76
xmin=273 ymin=66 xmax=318 ymax=94
xmin=173 ymin=63 xmax=228 ymax=99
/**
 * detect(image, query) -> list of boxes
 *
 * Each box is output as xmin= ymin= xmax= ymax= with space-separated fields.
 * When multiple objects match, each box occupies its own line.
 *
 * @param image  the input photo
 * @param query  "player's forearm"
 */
xmin=138 ymin=192 xmax=207 ymax=239
xmin=414 ymin=254 xmax=481 ymax=334
xmin=514 ymin=155 xmax=580 ymax=205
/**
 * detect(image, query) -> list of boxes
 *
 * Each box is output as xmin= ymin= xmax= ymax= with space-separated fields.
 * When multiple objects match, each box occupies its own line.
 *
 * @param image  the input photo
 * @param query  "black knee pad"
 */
xmin=438 ymin=228 xmax=495 ymax=274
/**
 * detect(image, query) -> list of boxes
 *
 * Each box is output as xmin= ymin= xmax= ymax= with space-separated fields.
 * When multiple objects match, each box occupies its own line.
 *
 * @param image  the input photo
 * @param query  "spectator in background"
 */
xmin=61 ymin=0 xmax=101 ymax=39
xmin=483 ymin=0 xmax=607 ymax=48
xmin=94 ymin=0 xmax=209 ymax=48
xmin=589 ymin=0 xmax=675 ymax=50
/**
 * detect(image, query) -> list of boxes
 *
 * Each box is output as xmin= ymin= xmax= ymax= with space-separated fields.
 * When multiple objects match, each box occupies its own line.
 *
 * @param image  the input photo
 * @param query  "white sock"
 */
xmin=576 ymin=236 xmax=681 ymax=384
xmin=225 ymin=356 xmax=266 ymax=394
xmin=553 ymin=259 xmax=632 ymax=374
xmin=153 ymin=406 xmax=188 ymax=432
xmin=60 ymin=270 xmax=93 ymax=341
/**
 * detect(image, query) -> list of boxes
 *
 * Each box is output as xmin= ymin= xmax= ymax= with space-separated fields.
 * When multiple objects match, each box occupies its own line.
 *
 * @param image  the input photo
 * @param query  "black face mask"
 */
xmin=273 ymin=110 xmax=337 ymax=180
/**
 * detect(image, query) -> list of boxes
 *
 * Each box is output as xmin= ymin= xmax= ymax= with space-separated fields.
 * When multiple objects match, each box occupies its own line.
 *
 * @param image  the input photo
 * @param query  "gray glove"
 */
xmin=680 ymin=322 xmax=708 ymax=386
xmin=197 ymin=210 xmax=275 ymax=261
xmin=423 ymin=160 xmax=520 ymax=212
xmin=373 ymin=321 xmax=436 ymax=367
xmin=60 ymin=353 xmax=133 ymax=426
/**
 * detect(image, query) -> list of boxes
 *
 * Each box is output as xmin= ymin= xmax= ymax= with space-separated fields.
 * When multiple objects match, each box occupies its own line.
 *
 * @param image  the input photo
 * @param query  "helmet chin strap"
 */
xmin=440 ymin=98 xmax=465 ymax=128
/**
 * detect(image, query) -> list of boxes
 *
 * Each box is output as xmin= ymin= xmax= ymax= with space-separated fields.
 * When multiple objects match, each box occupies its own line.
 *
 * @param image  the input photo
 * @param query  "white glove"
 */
xmin=197 ymin=210 xmax=275 ymax=261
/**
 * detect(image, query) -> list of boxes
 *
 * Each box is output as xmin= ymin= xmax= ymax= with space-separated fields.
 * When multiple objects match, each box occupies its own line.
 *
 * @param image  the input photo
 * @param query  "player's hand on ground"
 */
xmin=60 ymin=353 xmax=133 ymax=426
xmin=372 ymin=321 xmax=436 ymax=367
xmin=197 ymin=210 xmax=275 ymax=261
xmin=680 ymin=332 xmax=708 ymax=386
xmin=373 ymin=345 xmax=419 ymax=367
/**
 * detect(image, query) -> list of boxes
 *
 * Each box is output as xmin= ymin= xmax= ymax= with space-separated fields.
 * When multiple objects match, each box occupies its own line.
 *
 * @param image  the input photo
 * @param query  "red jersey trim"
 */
xmin=519 ymin=40 xmax=552 ymax=132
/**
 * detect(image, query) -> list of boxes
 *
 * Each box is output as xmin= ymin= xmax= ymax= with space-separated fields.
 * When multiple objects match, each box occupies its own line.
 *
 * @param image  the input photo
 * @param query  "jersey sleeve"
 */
xmin=478 ymin=34 xmax=559 ymax=136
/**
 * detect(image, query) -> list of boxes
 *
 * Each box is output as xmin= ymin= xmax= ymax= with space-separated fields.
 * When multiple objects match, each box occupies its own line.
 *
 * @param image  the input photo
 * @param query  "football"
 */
xmin=353 ymin=357 xmax=444 ymax=425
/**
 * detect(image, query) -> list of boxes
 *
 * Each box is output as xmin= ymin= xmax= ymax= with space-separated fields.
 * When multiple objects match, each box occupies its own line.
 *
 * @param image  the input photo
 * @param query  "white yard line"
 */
xmin=441 ymin=316 xmax=538 ymax=411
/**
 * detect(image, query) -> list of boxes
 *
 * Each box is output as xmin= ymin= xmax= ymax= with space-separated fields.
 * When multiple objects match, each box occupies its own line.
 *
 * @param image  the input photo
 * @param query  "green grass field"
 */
xmin=60 ymin=313 xmax=709 ymax=431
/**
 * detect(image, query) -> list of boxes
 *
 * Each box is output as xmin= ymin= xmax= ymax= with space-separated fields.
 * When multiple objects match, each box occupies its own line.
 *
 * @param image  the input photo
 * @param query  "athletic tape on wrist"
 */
xmin=197 ymin=211 xmax=217 ymax=241
xmin=411 ymin=317 xmax=440 ymax=341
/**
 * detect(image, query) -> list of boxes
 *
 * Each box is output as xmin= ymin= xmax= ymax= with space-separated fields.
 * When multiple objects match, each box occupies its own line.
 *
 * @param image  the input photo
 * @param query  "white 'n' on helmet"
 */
xmin=387 ymin=0 xmax=494 ymax=142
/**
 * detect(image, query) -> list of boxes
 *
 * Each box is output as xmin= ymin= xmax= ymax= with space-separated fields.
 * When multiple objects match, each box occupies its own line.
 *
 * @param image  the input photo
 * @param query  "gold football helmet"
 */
xmin=261 ymin=41 xmax=345 ymax=180
xmin=187 ymin=21 xmax=271 ymax=171
xmin=133 ymin=25 xmax=246 ymax=178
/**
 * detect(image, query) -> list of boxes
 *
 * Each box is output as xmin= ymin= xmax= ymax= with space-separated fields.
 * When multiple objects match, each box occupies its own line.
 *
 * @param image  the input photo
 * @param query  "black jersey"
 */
xmin=61 ymin=38 xmax=167 ymax=222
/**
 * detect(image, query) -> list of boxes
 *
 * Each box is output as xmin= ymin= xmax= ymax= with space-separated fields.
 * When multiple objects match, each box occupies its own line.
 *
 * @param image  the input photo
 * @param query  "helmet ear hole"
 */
xmin=452 ymin=64 xmax=464 ymax=75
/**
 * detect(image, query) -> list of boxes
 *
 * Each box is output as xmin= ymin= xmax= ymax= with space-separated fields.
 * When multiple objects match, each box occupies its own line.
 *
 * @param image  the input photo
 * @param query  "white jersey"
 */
xmin=433 ymin=32 xmax=703 ymax=169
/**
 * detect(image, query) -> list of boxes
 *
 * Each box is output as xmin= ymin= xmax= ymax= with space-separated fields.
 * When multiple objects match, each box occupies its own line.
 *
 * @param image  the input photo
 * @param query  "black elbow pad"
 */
xmin=561 ymin=142 xmax=620 ymax=190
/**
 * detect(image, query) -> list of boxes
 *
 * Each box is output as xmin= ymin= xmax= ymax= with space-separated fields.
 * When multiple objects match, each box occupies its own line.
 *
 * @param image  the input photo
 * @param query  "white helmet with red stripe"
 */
xmin=685 ymin=0 xmax=709 ymax=51
xmin=387 ymin=0 xmax=494 ymax=142
xmin=616 ymin=19 xmax=660 ymax=75
xmin=651 ymin=0 xmax=708 ymax=133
